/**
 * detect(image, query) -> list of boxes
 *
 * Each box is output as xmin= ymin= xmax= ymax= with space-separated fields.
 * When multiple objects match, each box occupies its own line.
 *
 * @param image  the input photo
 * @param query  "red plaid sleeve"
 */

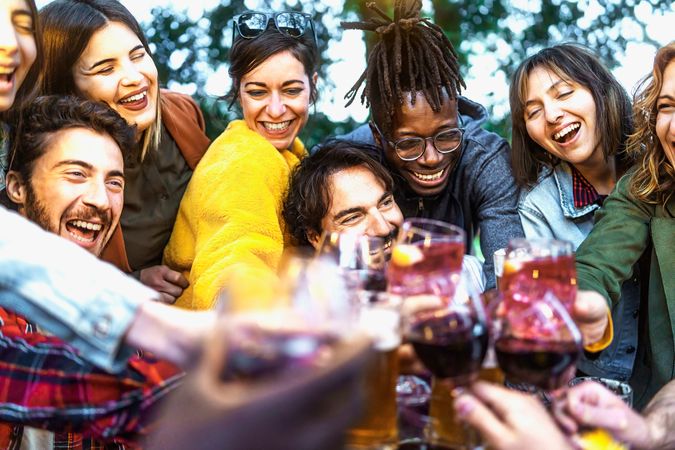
xmin=0 ymin=307 xmax=183 ymax=445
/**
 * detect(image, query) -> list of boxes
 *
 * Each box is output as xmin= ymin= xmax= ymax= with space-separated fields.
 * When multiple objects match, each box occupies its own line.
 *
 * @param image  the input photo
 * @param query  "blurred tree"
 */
xmin=145 ymin=0 xmax=674 ymax=144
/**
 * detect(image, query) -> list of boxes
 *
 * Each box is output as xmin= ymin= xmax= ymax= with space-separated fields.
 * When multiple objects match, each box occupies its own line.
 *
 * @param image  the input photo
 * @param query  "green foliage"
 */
xmin=143 ymin=0 xmax=674 ymax=144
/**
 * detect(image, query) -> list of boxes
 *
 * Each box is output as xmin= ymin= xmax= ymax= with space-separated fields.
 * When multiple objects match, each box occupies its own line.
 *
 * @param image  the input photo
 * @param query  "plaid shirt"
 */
xmin=0 ymin=308 xmax=184 ymax=449
xmin=571 ymin=165 xmax=607 ymax=208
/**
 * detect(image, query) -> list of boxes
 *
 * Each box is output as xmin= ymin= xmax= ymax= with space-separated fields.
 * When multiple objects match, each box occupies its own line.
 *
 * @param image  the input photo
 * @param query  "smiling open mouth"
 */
xmin=119 ymin=91 xmax=147 ymax=104
xmin=553 ymin=123 xmax=580 ymax=143
xmin=412 ymin=169 xmax=445 ymax=182
xmin=262 ymin=120 xmax=292 ymax=132
xmin=0 ymin=68 xmax=16 ymax=84
xmin=65 ymin=219 xmax=103 ymax=244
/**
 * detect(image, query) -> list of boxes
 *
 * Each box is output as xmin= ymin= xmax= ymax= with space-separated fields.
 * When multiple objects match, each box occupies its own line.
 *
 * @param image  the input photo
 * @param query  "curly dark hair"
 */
xmin=9 ymin=95 xmax=135 ymax=183
xmin=283 ymin=139 xmax=394 ymax=246
xmin=341 ymin=0 xmax=465 ymax=135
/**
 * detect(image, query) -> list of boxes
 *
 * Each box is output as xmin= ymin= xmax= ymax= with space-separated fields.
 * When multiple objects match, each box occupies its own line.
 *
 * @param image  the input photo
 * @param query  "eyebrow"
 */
xmin=398 ymin=123 xmax=457 ymax=137
xmin=54 ymin=160 xmax=94 ymax=170
xmin=244 ymin=79 xmax=306 ymax=88
xmin=333 ymin=206 xmax=365 ymax=222
xmin=332 ymin=192 xmax=391 ymax=221
xmin=52 ymin=160 xmax=125 ymax=179
xmin=524 ymin=79 xmax=569 ymax=107
xmin=658 ymin=94 xmax=675 ymax=101
xmin=87 ymin=44 xmax=145 ymax=71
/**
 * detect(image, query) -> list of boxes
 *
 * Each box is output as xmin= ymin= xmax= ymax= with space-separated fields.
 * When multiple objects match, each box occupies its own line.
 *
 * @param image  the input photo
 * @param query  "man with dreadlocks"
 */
xmin=340 ymin=0 xmax=523 ymax=287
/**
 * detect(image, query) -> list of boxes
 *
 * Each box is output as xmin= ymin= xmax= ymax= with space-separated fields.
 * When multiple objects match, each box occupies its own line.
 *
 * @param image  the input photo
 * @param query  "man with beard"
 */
xmin=1 ymin=96 xmax=183 ymax=449
xmin=339 ymin=0 xmax=522 ymax=289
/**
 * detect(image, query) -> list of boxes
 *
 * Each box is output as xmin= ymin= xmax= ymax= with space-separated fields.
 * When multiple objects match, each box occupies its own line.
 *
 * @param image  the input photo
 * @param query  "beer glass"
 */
xmin=346 ymin=291 xmax=402 ymax=449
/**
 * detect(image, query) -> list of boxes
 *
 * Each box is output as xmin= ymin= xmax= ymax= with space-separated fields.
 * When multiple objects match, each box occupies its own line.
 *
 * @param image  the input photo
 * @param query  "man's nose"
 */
xmin=417 ymin=138 xmax=442 ymax=167
xmin=82 ymin=181 xmax=111 ymax=210
xmin=368 ymin=210 xmax=391 ymax=238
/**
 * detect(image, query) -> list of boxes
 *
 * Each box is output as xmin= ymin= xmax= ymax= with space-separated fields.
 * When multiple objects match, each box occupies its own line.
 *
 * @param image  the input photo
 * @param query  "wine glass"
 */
xmin=315 ymin=231 xmax=387 ymax=293
xmin=388 ymin=218 xmax=465 ymax=299
xmin=217 ymin=251 xmax=357 ymax=381
xmin=403 ymin=268 xmax=489 ymax=448
xmin=493 ymin=289 xmax=582 ymax=397
xmin=501 ymin=238 xmax=577 ymax=311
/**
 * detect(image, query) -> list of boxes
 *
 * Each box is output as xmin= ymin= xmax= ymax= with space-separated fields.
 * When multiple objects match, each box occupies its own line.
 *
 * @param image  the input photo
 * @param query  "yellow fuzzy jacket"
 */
xmin=163 ymin=120 xmax=306 ymax=310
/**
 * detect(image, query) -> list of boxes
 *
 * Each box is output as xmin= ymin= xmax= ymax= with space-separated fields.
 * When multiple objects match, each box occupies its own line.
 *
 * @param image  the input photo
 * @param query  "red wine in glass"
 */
xmin=495 ymin=336 xmax=580 ymax=391
xmin=408 ymin=309 xmax=488 ymax=385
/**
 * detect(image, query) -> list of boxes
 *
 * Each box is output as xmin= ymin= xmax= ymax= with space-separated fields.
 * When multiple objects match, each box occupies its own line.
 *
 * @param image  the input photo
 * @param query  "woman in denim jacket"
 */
xmin=508 ymin=44 xmax=639 ymax=381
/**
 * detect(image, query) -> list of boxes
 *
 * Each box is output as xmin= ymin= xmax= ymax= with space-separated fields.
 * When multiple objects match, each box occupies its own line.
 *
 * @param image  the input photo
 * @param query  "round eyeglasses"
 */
xmin=371 ymin=122 xmax=464 ymax=162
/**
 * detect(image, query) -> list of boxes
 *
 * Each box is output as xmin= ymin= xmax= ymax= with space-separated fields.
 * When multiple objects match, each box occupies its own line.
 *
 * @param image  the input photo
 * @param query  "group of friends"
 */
xmin=0 ymin=0 xmax=674 ymax=448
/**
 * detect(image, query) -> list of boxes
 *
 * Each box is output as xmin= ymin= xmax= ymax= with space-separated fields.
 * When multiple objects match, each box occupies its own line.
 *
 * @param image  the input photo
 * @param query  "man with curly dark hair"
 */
xmin=5 ymin=95 xmax=135 ymax=256
xmin=284 ymin=139 xmax=402 ymax=249
xmin=340 ymin=0 xmax=523 ymax=288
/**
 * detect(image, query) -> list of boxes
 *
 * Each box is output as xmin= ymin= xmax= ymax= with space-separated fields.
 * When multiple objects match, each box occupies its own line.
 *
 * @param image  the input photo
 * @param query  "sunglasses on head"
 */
xmin=232 ymin=11 xmax=317 ymax=45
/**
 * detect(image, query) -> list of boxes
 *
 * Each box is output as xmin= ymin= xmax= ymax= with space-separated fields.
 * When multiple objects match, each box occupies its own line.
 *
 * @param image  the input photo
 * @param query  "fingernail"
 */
xmin=455 ymin=395 xmax=474 ymax=418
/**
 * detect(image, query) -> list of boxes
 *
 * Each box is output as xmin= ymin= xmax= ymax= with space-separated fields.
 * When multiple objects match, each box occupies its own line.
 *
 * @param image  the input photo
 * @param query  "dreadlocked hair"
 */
xmin=341 ymin=0 xmax=465 ymax=134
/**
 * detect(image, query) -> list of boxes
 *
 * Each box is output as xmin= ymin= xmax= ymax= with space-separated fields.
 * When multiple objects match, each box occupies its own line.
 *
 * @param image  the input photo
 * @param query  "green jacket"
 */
xmin=576 ymin=174 xmax=675 ymax=409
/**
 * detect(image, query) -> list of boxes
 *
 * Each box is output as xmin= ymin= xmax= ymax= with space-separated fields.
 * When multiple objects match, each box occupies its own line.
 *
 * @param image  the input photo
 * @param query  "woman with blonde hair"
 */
xmin=576 ymin=42 xmax=675 ymax=409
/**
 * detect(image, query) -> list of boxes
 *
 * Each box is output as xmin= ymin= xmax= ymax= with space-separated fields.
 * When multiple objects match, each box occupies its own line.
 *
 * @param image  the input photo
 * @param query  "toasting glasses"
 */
xmin=315 ymin=231 xmax=388 ymax=294
xmin=388 ymin=218 xmax=465 ymax=299
xmin=218 ymin=251 xmax=355 ymax=381
xmin=316 ymin=232 xmax=400 ymax=448
xmin=494 ymin=238 xmax=582 ymax=397
xmin=501 ymin=238 xmax=577 ymax=311
xmin=404 ymin=269 xmax=489 ymax=449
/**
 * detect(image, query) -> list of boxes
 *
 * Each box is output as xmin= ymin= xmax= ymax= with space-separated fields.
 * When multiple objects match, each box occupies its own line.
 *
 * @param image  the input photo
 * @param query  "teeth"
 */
xmin=412 ymin=169 xmax=444 ymax=181
xmin=67 ymin=231 xmax=95 ymax=243
xmin=263 ymin=120 xmax=291 ymax=131
xmin=120 ymin=91 xmax=146 ymax=104
xmin=553 ymin=123 xmax=580 ymax=141
xmin=71 ymin=220 xmax=102 ymax=231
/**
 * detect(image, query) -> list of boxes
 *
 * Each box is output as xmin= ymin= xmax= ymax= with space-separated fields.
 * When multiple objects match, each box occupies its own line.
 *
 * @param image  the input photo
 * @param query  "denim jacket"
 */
xmin=518 ymin=162 xmax=639 ymax=381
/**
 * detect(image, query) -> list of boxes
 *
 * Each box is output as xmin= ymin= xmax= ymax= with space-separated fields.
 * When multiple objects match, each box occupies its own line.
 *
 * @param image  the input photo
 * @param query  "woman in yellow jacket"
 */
xmin=164 ymin=11 xmax=318 ymax=310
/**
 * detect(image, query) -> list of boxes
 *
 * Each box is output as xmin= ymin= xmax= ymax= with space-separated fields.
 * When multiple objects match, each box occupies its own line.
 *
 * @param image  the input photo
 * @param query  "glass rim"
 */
xmin=401 ymin=218 xmax=465 ymax=238
xmin=507 ymin=237 xmax=574 ymax=250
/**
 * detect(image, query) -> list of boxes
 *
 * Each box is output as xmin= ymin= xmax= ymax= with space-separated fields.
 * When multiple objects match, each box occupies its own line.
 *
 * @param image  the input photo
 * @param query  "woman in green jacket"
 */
xmin=576 ymin=42 xmax=675 ymax=409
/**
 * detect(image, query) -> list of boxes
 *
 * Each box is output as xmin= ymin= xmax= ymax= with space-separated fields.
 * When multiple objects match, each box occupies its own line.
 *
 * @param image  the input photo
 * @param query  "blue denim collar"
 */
xmin=550 ymin=162 xmax=600 ymax=220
